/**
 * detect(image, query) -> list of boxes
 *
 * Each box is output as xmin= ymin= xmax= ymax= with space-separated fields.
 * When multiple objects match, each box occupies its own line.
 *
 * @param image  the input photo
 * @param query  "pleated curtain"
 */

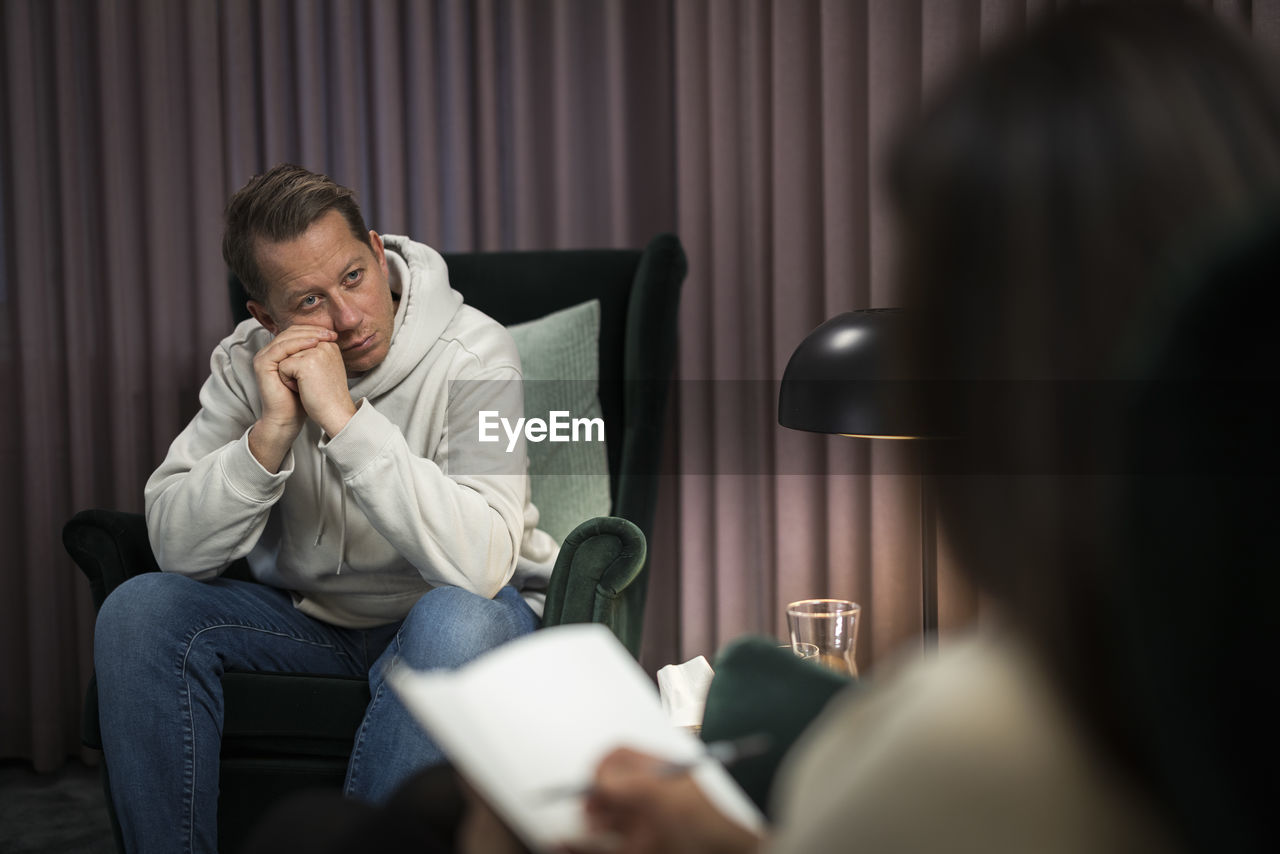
xmin=2 ymin=0 xmax=1275 ymax=771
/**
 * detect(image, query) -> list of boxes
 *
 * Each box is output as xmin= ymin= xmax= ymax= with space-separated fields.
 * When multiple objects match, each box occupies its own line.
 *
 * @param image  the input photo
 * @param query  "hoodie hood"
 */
xmin=349 ymin=235 xmax=464 ymax=401
xmin=318 ymin=236 xmax=463 ymax=576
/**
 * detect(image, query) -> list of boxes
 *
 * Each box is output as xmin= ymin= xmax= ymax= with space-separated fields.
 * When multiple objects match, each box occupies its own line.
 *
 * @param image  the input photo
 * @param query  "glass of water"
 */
xmin=786 ymin=599 xmax=861 ymax=677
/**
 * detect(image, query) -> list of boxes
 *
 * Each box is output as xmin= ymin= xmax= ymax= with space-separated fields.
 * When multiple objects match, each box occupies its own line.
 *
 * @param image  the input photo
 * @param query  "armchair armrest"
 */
xmin=61 ymin=509 xmax=162 ymax=751
xmin=63 ymin=508 xmax=255 ymax=613
xmin=62 ymin=509 xmax=161 ymax=612
xmin=540 ymin=516 xmax=647 ymax=656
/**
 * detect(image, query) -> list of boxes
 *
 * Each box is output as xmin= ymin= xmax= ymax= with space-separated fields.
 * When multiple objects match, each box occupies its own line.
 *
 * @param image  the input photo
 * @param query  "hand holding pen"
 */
xmin=557 ymin=736 xmax=771 ymax=854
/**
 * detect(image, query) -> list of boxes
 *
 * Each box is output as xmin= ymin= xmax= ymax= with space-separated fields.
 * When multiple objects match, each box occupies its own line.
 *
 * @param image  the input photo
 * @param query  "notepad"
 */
xmin=387 ymin=623 xmax=765 ymax=852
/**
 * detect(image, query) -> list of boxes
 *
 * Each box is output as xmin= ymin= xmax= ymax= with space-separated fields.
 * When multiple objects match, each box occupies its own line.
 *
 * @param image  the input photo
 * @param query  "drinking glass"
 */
xmin=786 ymin=599 xmax=861 ymax=677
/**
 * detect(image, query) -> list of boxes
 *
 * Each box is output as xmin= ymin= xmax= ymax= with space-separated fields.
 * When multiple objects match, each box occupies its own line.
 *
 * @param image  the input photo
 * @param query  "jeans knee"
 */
xmin=395 ymin=585 xmax=535 ymax=669
xmin=406 ymin=584 xmax=487 ymax=617
xmin=95 ymin=573 xmax=196 ymax=664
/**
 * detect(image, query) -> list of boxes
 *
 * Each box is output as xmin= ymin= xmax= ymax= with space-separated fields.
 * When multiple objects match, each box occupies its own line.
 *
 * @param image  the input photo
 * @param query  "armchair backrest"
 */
xmin=437 ymin=236 xmax=686 ymax=527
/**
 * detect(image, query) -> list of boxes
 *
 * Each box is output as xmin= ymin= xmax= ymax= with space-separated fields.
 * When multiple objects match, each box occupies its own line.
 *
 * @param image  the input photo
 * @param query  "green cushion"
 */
xmin=507 ymin=300 xmax=612 ymax=545
xmin=701 ymin=636 xmax=855 ymax=817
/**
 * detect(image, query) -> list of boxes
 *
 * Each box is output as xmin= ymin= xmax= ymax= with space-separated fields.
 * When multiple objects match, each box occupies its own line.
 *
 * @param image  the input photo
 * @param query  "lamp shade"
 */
xmin=778 ymin=308 xmax=937 ymax=439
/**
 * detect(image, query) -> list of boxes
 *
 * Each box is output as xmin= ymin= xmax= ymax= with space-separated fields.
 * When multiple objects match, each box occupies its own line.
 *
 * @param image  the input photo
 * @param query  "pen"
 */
xmin=533 ymin=732 xmax=772 ymax=803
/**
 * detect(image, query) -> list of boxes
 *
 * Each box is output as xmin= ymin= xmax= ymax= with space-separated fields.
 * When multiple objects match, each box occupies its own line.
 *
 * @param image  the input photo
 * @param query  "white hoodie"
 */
xmin=144 ymin=235 xmax=558 ymax=628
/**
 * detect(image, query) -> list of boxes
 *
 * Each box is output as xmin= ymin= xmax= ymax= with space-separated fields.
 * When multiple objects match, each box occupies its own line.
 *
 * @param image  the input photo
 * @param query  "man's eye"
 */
xmin=300 ymin=295 xmax=319 ymax=308
xmin=345 ymin=269 xmax=362 ymax=285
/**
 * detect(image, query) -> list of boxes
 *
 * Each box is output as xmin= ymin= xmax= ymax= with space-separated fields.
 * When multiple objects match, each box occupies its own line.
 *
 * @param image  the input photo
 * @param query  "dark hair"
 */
xmin=1115 ymin=210 xmax=1280 ymax=854
xmin=891 ymin=4 xmax=1280 ymax=849
xmin=222 ymin=164 xmax=372 ymax=303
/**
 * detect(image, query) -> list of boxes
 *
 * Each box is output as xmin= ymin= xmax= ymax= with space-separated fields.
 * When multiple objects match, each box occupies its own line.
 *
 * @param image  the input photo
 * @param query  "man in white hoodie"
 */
xmin=93 ymin=164 xmax=558 ymax=854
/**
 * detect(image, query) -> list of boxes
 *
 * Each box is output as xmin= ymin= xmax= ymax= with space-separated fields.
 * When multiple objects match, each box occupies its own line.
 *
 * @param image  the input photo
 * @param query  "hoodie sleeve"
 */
xmin=144 ymin=340 xmax=291 ymax=577
xmin=318 ymin=364 xmax=527 ymax=598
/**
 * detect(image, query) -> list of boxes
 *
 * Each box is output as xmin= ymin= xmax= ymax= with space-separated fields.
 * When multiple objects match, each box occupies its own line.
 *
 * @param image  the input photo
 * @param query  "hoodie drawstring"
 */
xmin=314 ymin=456 xmax=348 ymax=576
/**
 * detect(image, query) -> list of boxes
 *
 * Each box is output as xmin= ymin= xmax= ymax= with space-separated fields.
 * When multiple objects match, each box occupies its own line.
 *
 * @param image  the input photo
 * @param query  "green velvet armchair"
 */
xmin=63 ymin=233 xmax=686 ymax=853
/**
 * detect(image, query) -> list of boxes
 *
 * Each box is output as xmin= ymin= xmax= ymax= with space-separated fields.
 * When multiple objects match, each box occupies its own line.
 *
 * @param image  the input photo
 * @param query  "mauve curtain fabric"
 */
xmin=0 ymin=0 xmax=676 ymax=770
xmin=3 ymin=0 xmax=1277 ymax=771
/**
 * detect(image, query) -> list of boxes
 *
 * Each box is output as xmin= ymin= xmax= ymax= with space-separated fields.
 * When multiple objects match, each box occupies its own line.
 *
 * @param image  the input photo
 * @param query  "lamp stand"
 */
xmin=921 ymin=473 xmax=938 ymax=647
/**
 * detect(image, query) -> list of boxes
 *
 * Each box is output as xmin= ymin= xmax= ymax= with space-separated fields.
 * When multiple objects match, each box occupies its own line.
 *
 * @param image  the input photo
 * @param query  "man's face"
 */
xmin=247 ymin=209 xmax=397 ymax=376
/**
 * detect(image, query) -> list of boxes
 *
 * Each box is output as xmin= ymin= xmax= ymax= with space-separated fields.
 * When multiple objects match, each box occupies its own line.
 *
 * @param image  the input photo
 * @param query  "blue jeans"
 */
xmin=93 ymin=573 xmax=537 ymax=854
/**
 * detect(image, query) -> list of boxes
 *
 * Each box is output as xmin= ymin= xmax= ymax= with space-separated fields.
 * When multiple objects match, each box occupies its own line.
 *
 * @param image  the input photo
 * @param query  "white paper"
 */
xmin=387 ymin=623 xmax=764 ymax=852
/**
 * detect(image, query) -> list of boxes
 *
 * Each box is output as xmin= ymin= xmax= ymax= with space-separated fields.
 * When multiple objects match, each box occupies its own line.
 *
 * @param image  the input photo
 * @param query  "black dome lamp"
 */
xmin=778 ymin=308 xmax=942 ymax=642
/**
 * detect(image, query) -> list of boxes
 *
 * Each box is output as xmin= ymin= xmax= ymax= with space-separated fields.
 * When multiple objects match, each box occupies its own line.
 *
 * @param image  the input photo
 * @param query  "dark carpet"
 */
xmin=0 ymin=760 xmax=115 ymax=854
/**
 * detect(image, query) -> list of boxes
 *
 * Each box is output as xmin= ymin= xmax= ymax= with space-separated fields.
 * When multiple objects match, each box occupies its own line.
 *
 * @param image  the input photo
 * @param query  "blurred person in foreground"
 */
xmin=562 ymin=6 xmax=1280 ymax=854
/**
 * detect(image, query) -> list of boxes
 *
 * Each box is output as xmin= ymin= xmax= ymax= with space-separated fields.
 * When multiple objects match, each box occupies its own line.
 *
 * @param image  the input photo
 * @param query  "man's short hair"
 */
xmin=222 ymin=164 xmax=372 ymax=304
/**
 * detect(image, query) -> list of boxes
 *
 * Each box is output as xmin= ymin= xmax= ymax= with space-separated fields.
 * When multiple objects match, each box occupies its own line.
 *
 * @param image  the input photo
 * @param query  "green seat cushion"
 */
xmin=507 ymin=300 xmax=612 ymax=544
xmin=220 ymin=672 xmax=369 ymax=758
